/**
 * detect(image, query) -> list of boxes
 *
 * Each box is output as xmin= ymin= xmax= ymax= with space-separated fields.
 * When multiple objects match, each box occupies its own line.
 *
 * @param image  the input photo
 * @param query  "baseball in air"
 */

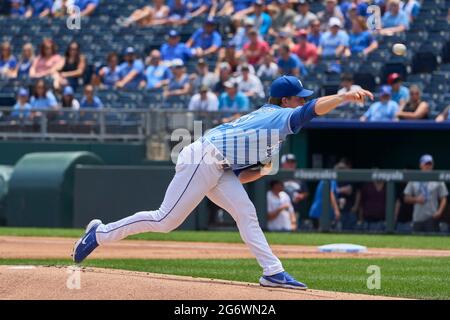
xmin=392 ymin=43 xmax=407 ymax=56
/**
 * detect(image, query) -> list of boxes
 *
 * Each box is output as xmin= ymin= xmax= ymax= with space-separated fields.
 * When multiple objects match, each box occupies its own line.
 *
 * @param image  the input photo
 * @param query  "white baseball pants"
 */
xmin=95 ymin=140 xmax=284 ymax=276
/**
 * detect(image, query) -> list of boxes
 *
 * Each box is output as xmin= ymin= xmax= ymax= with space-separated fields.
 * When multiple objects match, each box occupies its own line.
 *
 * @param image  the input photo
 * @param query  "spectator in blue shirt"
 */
xmin=73 ymin=0 xmax=99 ymax=17
xmin=307 ymin=19 xmax=322 ymax=47
xmin=186 ymin=17 xmax=222 ymax=57
xmin=98 ymin=52 xmax=121 ymax=88
xmin=387 ymin=73 xmax=409 ymax=109
xmin=231 ymin=17 xmax=253 ymax=51
xmin=25 ymin=0 xmax=52 ymax=17
xmin=0 ymin=42 xmax=17 ymax=79
xmin=11 ymin=87 xmax=32 ymax=120
xmin=277 ymin=45 xmax=308 ymax=77
xmin=308 ymin=180 xmax=340 ymax=230
xmin=318 ymin=17 xmax=349 ymax=58
xmin=163 ymin=58 xmax=191 ymax=98
xmin=247 ymin=0 xmax=272 ymax=36
xmin=116 ymin=47 xmax=145 ymax=90
xmin=340 ymin=0 xmax=369 ymax=18
xmin=141 ymin=50 xmax=172 ymax=89
xmin=15 ymin=43 xmax=35 ymax=78
xmin=80 ymin=84 xmax=103 ymax=108
xmin=402 ymin=0 xmax=420 ymax=22
xmin=185 ymin=0 xmax=211 ymax=18
xmin=379 ymin=0 xmax=409 ymax=36
xmin=30 ymin=79 xmax=58 ymax=111
xmin=160 ymin=29 xmax=194 ymax=63
xmin=361 ymin=86 xmax=399 ymax=122
xmin=219 ymin=80 xmax=249 ymax=120
xmin=347 ymin=16 xmax=378 ymax=57
xmin=167 ymin=0 xmax=190 ymax=25
xmin=341 ymin=2 xmax=358 ymax=30
xmin=79 ymin=84 xmax=103 ymax=122
xmin=10 ymin=0 xmax=26 ymax=17
xmin=232 ymin=0 xmax=255 ymax=13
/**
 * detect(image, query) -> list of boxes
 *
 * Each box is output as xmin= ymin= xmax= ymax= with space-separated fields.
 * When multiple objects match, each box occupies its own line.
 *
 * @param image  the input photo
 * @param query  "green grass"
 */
xmin=2 ymin=257 xmax=450 ymax=299
xmin=1 ymin=227 xmax=450 ymax=250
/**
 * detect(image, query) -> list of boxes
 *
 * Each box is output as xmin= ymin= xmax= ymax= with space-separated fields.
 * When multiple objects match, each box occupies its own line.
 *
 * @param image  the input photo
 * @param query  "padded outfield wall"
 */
xmin=0 ymin=140 xmax=146 ymax=166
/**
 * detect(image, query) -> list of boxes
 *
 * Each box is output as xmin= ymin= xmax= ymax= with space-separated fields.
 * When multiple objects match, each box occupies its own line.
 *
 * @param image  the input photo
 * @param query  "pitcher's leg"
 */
xmin=96 ymin=160 xmax=220 ymax=245
xmin=206 ymin=171 xmax=284 ymax=276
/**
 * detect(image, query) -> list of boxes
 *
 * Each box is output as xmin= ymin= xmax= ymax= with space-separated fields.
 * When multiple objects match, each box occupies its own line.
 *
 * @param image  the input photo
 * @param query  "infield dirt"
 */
xmin=1 ymin=236 xmax=449 ymax=260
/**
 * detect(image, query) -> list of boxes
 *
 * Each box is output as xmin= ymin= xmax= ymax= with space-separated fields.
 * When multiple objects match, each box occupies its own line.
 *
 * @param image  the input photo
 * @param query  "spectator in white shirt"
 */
xmin=257 ymin=53 xmax=279 ymax=79
xmin=188 ymin=85 xmax=219 ymax=112
xmin=236 ymin=63 xmax=265 ymax=99
xmin=290 ymin=0 xmax=318 ymax=31
xmin=267 ymin=180 xmax=297 ymax=232
xmin=337 ymin=73 xmax=363 ymax=107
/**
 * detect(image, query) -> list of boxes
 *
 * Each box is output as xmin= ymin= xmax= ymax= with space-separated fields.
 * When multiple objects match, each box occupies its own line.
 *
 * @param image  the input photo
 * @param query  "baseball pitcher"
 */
xmin=73 ymin=75 xmax=373 ymax=290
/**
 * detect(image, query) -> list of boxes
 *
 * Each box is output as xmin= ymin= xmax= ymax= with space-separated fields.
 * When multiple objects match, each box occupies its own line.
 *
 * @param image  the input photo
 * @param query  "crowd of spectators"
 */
xmin=267 ymin=153 xmax=449 ymax=234
xmin=0 ymin=0 xmax=449 ymax=124
xmin=3 ymin=0 xmax=100 ymax=18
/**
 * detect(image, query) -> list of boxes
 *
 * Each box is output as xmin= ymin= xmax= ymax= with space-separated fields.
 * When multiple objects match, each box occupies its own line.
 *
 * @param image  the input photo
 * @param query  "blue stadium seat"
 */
xmin=353 ymin=73 xmax=377 ymax=92
xmin=412 ymin=52 xmax=438 ymax=74
xmin=406 ymin=73 xmax=431 ymax=88
xmin=382 ymin=62 xmax=407 ymax=82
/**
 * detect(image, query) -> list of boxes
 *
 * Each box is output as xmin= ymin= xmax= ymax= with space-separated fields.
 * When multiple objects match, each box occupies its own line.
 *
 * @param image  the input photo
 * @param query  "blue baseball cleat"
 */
xmin=259 ymin=271 xmax=308 ymax=290
xmin=72 ymin=219 xmax=102 ymax=264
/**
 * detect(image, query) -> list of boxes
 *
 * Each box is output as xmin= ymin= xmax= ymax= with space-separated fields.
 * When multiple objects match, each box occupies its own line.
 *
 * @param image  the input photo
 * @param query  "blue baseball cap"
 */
xmin=168 ymin=29 xmax=179 ymax=37
xmin=124 ymin=46 xmax=135 ymax=55
xmin=420 ymin=154 xmax=434 ymax=165
xmin=63 ymin=86 xmax=74 ymax=96
xmin=18 ymin=87 xmax=28 ymax=97
xmin=379 ymin=85 xmax=392 ymax=96
xmin=269 ymin=76 xmax=314 ymax=98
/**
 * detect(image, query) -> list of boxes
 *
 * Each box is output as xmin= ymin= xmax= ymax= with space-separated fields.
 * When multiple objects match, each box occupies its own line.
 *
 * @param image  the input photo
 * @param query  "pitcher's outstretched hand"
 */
xmin=343 ymin=89 xmax=374 ymax=104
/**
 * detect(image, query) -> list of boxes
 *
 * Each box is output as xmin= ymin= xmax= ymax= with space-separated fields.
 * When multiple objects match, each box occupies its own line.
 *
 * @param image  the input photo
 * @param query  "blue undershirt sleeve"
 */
xmin=289 ymin=99 xmax=318 ymax=133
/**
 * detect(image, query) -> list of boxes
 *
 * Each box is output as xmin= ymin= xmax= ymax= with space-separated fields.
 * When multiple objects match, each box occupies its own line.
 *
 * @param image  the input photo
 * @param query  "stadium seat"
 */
xmin=0 ymin=94 xmax=15 ymax=107
xmin=382 ymin=62 xmax=408 ymax=82
xmin=406 ymin=73 xmax=431 ymax=89
xmin=321 ymin=83 xmax=340 ymax=96
xmin=353 ymin=73 xmax=377 ymax=92
xmin=412 ymin=52 xmax=438 ymax=74
xmin=443 ymin=41 xmax=450 ymax=64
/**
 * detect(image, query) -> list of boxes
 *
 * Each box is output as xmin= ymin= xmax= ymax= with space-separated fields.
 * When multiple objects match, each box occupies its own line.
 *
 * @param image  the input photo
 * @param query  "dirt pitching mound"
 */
xmin=0 ymin=265 xmax=403 ymax=300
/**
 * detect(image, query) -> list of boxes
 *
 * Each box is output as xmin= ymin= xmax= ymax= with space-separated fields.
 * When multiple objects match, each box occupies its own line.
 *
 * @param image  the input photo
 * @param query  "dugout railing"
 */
xmin=251 ymin=169 xmax=450 ymax=234
xmin=2 ymin=107 xmax=450 ymax=143
xmin=0 ymin=106 xmax=227 ymax=142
